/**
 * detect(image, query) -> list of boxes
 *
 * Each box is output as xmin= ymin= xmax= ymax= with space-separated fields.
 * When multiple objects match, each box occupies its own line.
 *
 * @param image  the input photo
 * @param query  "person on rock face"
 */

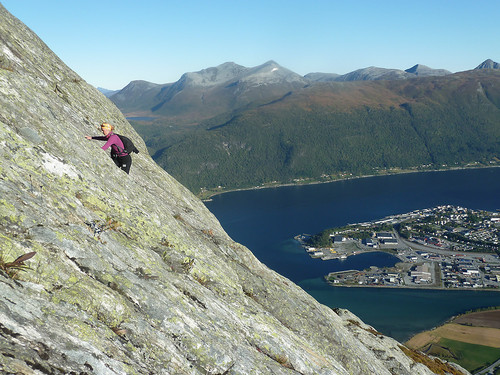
xmin=85 ymin=122 xmax=132 ymax=174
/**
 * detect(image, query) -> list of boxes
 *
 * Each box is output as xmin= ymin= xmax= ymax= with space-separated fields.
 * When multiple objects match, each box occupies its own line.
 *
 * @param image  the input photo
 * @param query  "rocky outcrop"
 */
xmin=475 ymin=59 xmax=500 ymax=70
xmin=335 ymin=64 xmax=451 ymax=81
xmin=404 ymin=64 xmax=451 ymax=77
xmin=0 ymin=4 xmax=468 ymax=375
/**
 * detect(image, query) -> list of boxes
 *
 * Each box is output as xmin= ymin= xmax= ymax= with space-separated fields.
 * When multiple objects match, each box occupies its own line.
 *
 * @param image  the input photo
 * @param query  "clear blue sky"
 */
xmin=2 ymin=0 xmax=498 ymax=90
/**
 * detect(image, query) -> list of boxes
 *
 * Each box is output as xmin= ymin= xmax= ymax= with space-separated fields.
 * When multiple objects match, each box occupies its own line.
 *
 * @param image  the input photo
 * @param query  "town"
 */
xmin=297 ymin=205 xmax=500 ymax=290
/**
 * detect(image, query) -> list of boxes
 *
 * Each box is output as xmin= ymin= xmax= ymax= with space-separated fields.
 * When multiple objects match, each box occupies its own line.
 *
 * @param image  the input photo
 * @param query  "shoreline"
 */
xmin=201 ymin=164 xmax=500 ymax=201
xmin=324 ymin=280 xmax=500 ymax=292
xmin=321 ymin=250 xmax=500 ymax=293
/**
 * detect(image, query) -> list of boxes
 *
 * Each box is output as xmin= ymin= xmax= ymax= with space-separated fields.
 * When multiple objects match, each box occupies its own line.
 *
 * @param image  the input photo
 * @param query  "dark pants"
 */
xmin=112 ymin=154 xmax=132 ymax=174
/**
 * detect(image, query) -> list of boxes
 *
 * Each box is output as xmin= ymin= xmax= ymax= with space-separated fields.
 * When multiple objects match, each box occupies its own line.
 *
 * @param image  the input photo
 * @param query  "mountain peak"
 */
xmin=243 ymin=60 xmax=307 ymax=85
xmin=475 ymin=59 xmax=500 ymax=70
xmin=405 ymin=64 xmax=451 ymax=77
xmin=180 ymin=60 xmax=306 ymax=88
xmin=260 ymin=59 xmax=279 ymax=67
xmin=336 ymin=66 xmax=410 ymax=81
xmin=405 ymin=64 xmax=431 ymax=74
xmin=181 ymin=62 xmax=248 ymax=87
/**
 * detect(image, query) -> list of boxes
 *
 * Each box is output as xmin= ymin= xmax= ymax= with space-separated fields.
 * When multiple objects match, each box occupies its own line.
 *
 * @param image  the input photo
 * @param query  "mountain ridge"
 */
xmin=109 ymin=59 xmax=497 ymax=127
xmin=476 ymin=59 xmax=500 ymax=70
xmin=144 ymin=68 xmax=500 ymax=194
xmin=117 ymin=60 xmax=309 ymax=125
xmin=404 ymin=64 xmax=452 ymax=76
xmin=107 ymin=57 xmax=500 ymax=196
xmin=107 ymin=58 xmax=497 ymax=93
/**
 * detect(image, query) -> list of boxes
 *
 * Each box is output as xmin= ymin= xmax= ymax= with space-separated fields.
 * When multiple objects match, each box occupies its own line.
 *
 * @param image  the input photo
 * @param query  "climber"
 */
xmin=85 ymin=122 xmax=135 ymax=174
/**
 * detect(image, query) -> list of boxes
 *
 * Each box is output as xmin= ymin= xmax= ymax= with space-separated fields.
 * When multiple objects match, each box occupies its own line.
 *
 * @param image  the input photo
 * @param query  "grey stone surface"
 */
xmin=0 ymin=4 xmax=468 ymax=375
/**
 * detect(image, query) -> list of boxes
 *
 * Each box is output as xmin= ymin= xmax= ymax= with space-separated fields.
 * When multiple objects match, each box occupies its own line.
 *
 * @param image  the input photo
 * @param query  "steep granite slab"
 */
xmin=0 ymin=4 xmax=467 ymax=375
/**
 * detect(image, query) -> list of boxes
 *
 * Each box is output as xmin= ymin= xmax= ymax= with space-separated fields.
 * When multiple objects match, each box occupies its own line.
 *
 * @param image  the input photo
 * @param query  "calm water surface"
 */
xmin=205 ymin=168 xmax=500 ymax=341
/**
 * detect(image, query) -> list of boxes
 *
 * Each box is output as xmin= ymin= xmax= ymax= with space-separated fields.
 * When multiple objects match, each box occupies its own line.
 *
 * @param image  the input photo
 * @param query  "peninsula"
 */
xmin=297 ymin=205 xmax=500 ymax=290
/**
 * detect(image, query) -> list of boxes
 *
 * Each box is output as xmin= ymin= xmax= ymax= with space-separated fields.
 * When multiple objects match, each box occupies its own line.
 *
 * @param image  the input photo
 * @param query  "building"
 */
xmin=376 ymin=232 xmax=393 ymax=240
xmin=381 ymin=238 xmax=398 ymax=246
xmin=411 ymin=263 xmax=432 ymax=283
xmin=363 ymin=238 xmax=376 ymax=247
xmin=332 ymin=235 xmax=346 ymax=243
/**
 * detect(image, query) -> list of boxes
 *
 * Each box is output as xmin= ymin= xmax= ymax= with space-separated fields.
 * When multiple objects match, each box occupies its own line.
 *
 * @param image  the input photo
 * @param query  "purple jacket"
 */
xmin=91 ymin=133 xmax=127 ymax=157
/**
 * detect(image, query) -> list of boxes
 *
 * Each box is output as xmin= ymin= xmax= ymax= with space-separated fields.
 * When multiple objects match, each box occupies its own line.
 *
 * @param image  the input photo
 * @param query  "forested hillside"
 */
xmin=131 ymin=70 xmax=499 ymax=195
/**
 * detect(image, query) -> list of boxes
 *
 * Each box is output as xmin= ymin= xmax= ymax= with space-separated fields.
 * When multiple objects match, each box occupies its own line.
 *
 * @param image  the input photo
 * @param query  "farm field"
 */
xmin=406 ymin=309 xmax=500 ymax=373
xmin=454 ymin=310 xmax=500 ymax=329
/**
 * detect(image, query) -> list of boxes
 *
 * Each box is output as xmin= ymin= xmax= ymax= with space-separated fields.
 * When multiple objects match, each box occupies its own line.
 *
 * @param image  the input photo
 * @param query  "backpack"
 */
xmin=116 ymin=134 xmax=139 ymax=155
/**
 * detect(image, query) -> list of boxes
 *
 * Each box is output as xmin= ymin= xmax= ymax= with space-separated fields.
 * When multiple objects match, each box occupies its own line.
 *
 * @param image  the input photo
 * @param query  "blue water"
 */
xmin=205 ymin=168 xmax=500 ymax=342
xmin=126 ymin=116 xmax=156 ymax=121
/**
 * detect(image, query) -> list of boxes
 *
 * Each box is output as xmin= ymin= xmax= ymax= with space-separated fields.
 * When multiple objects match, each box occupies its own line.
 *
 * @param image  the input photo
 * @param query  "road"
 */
xmin=394 ymin=230 xmax=497 ymax=259
xmin=475 ymin=358 xmax=500 ymax=375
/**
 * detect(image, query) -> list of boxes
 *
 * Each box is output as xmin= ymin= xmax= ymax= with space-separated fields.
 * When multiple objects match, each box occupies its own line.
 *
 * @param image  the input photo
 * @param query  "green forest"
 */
xmin=128 ymin=70 xmax=500 ymax=197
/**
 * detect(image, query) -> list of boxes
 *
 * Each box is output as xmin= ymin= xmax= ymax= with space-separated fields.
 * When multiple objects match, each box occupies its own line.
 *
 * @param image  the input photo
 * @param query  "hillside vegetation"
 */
xmin=129 ymin=70 xmax=500 ymax=195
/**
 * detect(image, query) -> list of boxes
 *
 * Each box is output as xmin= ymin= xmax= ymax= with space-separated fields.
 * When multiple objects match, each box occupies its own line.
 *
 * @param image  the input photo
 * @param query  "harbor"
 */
xmin=297 ymin=205 xmax=500 ymax=290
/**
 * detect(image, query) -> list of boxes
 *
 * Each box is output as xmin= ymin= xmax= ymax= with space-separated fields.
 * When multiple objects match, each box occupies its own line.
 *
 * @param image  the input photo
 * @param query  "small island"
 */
xmin=297 ymin=205 xmax=500 ymax=290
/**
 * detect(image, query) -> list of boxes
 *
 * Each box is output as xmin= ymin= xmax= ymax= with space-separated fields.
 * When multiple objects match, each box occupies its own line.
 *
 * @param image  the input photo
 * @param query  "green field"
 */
xmin=423 ymin=337 xmax=500 ymax=373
